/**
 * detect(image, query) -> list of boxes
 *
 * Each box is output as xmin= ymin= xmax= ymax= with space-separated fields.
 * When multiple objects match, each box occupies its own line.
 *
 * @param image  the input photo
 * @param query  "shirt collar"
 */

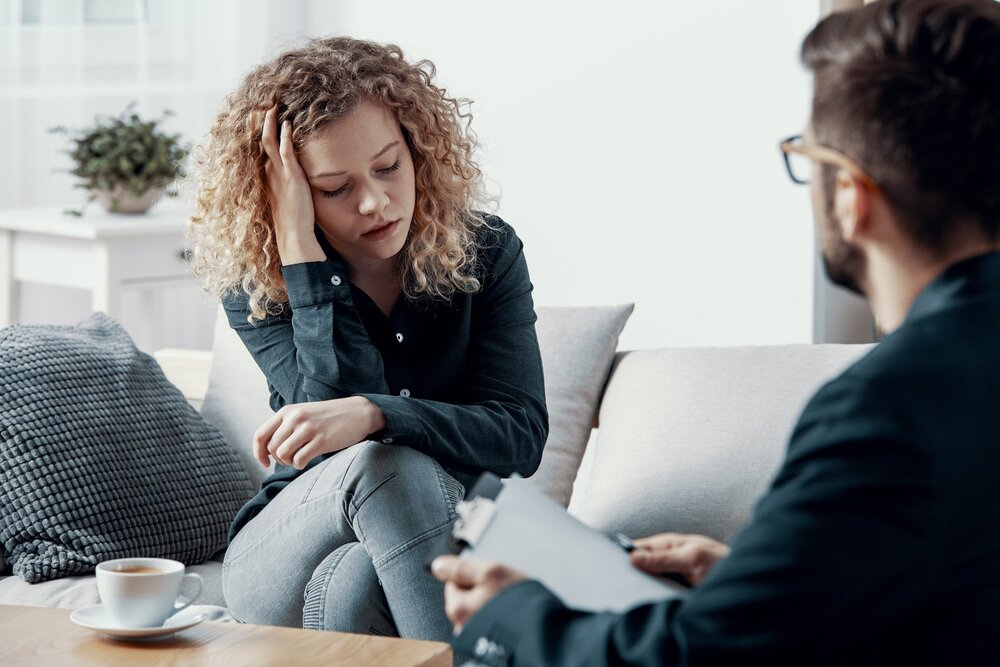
xmin=905 ymin=251 xmax=1000 ymax=324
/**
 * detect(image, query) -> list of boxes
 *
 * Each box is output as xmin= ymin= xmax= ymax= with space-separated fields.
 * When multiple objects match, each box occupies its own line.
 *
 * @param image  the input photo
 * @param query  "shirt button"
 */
xmin=400 ymin=388 xmax=411 ymax=397
xmin=395 ymin=332 xmax=404 ymax=343
xmin=330 ymin=275 xmax=342 ymax=286
xmin=382 ymin=437 xmax=393 ymax=444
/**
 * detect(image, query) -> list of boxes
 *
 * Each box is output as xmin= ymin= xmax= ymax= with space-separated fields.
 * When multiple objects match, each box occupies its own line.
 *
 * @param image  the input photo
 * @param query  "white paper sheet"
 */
xmin=461 ymin=477 xmax=686 ymax=613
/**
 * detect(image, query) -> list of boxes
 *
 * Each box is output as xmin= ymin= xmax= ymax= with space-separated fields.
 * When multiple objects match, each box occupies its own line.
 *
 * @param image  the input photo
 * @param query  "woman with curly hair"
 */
xmin=187 ymin=36 xmax=548 ymax=640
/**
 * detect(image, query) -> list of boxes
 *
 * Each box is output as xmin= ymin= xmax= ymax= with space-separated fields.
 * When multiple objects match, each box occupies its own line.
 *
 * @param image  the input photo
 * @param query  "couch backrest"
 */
xmin=199 ymin=308 xmax=273 ymax=489
xmin=198 ymin=305 xmax=633 ymax=502
xmin=199 ymin=303 xmax=873 ymax=542
xmin=569 ymin=344 xmax=875 ymax=543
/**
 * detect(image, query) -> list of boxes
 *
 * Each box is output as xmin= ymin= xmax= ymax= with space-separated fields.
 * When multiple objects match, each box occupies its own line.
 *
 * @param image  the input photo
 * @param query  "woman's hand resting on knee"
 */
xmin=253 ymin=396 xmax=388 ymax=469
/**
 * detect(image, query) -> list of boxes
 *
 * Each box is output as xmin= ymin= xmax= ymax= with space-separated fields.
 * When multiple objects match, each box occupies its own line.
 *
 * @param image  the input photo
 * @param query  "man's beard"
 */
xmin=819 ymin=171 xmax=867 ymax=297
xmin=821 ymin=239 xmax=866 ymax=296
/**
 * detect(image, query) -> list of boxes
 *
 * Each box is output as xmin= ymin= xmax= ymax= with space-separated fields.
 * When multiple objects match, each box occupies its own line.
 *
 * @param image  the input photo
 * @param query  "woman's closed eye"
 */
xmin=322 ymin=184 xmax=350 ymax=198
xmin=321 ymin=160 xmax=402 ymax=198
xmin=378 ymin=160 xmax=402 ymax=174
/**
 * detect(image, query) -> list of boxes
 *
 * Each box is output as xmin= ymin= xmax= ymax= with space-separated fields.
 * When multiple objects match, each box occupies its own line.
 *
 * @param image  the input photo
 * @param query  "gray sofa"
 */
xmin=0 ymin=306 xmax=870 ymax=612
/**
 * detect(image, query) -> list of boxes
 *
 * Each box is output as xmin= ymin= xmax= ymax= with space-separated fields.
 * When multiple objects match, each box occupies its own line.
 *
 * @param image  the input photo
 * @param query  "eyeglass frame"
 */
xmin=779 ymin=134 xmax=878 ymax=190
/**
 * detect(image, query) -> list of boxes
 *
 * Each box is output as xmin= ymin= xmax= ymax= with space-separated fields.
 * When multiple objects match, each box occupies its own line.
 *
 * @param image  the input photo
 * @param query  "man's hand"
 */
xmin=253 ymin=396 xmax=387 ymax=469
xmin=630 ymin=533 xmax=731 ymax=586
xmin=431 ymin=556 xmax=527 ymax=634
xmin=260 ymin=103 xmax=325 ymax=265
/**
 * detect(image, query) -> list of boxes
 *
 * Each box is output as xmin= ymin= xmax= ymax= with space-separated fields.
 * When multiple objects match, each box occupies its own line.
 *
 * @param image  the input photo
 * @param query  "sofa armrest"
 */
xmin=153 ymin=348 xmax=212 ymax=403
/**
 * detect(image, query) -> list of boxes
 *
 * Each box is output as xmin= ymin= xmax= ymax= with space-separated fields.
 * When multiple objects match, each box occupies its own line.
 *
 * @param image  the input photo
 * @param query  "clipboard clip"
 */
xmin=423 ymin=473 xmax=504 ymax=570
xmin=452 ymin=496 xmax=497 ymax=548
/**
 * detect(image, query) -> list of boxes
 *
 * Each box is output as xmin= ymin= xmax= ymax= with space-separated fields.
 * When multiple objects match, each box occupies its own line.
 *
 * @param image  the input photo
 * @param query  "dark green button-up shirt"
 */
xmin=224 ymin=216 xmax=548 ymax=540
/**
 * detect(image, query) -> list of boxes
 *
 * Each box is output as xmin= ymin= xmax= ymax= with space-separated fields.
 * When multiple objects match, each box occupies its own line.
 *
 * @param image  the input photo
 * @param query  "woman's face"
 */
xmin=298 ymin=101 xmax=416 ymax=270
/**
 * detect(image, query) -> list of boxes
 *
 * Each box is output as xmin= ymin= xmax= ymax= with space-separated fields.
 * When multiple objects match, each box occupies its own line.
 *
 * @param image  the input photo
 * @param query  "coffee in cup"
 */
xmin=115 ymin=566 xmax=164 ymax=574
xmin=96 ymin=558 xmax=203 ymax=628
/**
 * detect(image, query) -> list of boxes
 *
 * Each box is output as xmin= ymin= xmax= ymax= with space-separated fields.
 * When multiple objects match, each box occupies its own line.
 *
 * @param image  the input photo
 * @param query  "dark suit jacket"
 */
xmin=456 ymin=252 xmax=1000 ymax=666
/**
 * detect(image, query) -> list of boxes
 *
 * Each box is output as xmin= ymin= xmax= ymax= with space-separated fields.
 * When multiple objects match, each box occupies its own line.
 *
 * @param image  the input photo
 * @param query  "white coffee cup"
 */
xmin=95 ymin=558 xmax=203 ymax=628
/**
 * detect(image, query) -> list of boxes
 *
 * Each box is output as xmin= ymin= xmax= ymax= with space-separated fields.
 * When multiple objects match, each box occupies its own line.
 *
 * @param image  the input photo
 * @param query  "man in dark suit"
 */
xmin=431 ymin=0 xmax=1000 ymax=664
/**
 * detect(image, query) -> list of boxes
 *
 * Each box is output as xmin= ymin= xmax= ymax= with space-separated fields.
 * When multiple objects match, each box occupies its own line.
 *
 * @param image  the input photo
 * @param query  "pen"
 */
xmin=610 ymin=532 xmax=637 ymax=552
xmin=612 ymin=532 xmax=692 ymax=589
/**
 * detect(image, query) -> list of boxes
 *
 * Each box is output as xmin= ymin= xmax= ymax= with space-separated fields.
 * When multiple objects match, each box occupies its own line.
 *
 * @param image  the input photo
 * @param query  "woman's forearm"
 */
xmin=277 ymin=231 xmax=326 ymax=265
xmin=223 ymin=261 xmax=391 ymax=407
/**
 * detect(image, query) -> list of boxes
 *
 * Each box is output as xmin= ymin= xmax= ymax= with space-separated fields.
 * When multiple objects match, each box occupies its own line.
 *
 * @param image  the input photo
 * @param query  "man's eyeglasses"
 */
xmin=779 ymin=135 xmax=875 ymax=188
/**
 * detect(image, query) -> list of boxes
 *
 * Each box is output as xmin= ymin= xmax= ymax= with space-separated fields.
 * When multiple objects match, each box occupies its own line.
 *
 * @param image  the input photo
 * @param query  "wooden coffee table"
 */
xmin=0 ymin=604 xmax=452 ymax=666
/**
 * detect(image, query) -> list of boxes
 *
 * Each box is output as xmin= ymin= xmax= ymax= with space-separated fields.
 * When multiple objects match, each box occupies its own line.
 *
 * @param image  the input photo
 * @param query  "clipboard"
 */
xmin=430 ymin=473 xmax=688 ymax=614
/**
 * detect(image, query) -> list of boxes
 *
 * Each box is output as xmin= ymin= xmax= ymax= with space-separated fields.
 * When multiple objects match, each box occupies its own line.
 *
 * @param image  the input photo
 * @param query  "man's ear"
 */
xmin=833 ymin=168 xmax=872 ymax=242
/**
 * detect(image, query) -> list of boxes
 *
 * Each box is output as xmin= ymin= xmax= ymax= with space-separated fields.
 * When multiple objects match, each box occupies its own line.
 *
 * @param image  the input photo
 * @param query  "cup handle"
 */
xmin=173 ymin=573 xmax=204 ymax=615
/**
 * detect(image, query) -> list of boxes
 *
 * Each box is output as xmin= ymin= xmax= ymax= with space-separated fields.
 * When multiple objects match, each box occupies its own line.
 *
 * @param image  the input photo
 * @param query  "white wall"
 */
xmin=313 ymin=0 xmax=822 ymax=349
xmin=8 ymin=1 xmax=867 ymax=351
xmin=814 ymin=0 xmax=878 ymax=343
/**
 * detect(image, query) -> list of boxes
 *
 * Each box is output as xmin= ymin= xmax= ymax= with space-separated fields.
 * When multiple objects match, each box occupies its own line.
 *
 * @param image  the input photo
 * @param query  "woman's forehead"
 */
xmin=300 ymin=102 xmax=402 ymax=174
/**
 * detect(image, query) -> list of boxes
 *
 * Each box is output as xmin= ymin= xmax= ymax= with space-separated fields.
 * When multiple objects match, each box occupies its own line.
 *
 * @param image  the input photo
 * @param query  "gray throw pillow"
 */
xmin=525 ymin=305 xmax=634 ymax=506
xmin=0 ymin=313 xmax=254 ymax=583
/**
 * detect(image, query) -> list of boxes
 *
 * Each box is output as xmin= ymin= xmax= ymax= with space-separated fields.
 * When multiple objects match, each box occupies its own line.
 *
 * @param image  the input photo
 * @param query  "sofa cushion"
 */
xmin=569 ymin=344 xmax=873 ymax=543
xmin=526 ymin=305 xmax=634 ymax=505
xmin=199 ymin=308 xmax=274 ymax=490
xmin=200 ymin=304 xmax=633 ymax=506
xmin=0 ymin=314 xmax=254 ymax=583
xmin=0 ymin=560 xmax=226 ymax=609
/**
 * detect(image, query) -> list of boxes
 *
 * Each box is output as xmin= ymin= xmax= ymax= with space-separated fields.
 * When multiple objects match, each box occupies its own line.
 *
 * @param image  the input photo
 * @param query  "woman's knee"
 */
xmin=303 ymin=542 xmax=397 ymax=636
xmin=223 ymin=559 xmax=302 ymax=627
xmin=348 ymin=441 xmax=433 ymax=480
xmin=343 ymin=442 xmax=463 ymax=513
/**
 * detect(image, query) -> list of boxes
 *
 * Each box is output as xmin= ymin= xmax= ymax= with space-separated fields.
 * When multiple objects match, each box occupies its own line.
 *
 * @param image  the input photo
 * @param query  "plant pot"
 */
xmin=94 ymin=186 xmax=165 ymax=214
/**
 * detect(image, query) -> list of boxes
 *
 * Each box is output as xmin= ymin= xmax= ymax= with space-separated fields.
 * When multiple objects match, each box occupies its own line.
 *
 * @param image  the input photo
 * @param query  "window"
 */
xmin=0 ymin=0 xmax=275 ymax=208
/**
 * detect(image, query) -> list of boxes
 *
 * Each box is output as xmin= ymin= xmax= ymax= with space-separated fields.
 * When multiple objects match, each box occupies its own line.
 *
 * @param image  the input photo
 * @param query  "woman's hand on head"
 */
xmin=260 ymin=104 xmax=325 ymax=264
xmin=253 ymin=396 xmax=388 ymax=469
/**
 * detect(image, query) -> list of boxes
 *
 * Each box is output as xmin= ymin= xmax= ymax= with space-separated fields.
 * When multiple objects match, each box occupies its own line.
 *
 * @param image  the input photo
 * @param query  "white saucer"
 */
xmin=70 ymin=604 xmax=209 ymax=641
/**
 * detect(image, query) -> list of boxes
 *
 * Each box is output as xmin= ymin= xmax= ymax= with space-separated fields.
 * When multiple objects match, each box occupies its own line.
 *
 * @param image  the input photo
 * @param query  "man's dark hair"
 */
xmin=802 ymin=0 xmax=1000 ymax=253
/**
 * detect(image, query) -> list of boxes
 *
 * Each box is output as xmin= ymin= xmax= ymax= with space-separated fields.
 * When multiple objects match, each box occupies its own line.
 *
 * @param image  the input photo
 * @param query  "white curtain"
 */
xmin=0 ymin=0 xmax=326 ymax=209
xmin=0 ymin=0 xmax=332 ymax=348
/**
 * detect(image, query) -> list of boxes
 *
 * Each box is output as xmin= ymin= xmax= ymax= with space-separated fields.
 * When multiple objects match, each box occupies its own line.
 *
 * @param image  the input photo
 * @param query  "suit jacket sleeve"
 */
xmin=455 ymin=375 xmax=943 ymax=666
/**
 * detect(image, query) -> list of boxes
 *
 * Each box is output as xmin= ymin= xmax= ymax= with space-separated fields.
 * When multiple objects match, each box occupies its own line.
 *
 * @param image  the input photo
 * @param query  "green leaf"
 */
xmin=51 ymin=103 xmax=189 ymax=193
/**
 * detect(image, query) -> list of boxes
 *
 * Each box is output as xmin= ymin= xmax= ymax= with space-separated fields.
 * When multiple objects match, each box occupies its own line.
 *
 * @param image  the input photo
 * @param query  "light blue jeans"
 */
xmin=222 ymin=441 xmax=464 ymax=641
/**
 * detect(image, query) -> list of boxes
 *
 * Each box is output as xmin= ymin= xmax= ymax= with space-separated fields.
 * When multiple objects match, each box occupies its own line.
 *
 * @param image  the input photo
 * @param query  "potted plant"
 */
xmin=50 ymin=104 xmax=190 ymax=214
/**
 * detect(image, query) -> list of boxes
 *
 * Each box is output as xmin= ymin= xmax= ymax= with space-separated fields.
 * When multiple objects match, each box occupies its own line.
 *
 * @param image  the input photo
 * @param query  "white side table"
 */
xmin=0 ymin=206 xmax=196 ymax=349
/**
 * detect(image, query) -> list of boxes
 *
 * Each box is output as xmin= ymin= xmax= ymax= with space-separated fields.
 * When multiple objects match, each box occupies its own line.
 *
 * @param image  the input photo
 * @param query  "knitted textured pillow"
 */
xmin=0 ymin=313 xmax=254 ymax=583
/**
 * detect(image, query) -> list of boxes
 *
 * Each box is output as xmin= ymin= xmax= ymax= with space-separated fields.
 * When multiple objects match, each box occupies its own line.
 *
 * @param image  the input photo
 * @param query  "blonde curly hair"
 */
xmin=188 ymin=36 xmax=490 ymax=321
